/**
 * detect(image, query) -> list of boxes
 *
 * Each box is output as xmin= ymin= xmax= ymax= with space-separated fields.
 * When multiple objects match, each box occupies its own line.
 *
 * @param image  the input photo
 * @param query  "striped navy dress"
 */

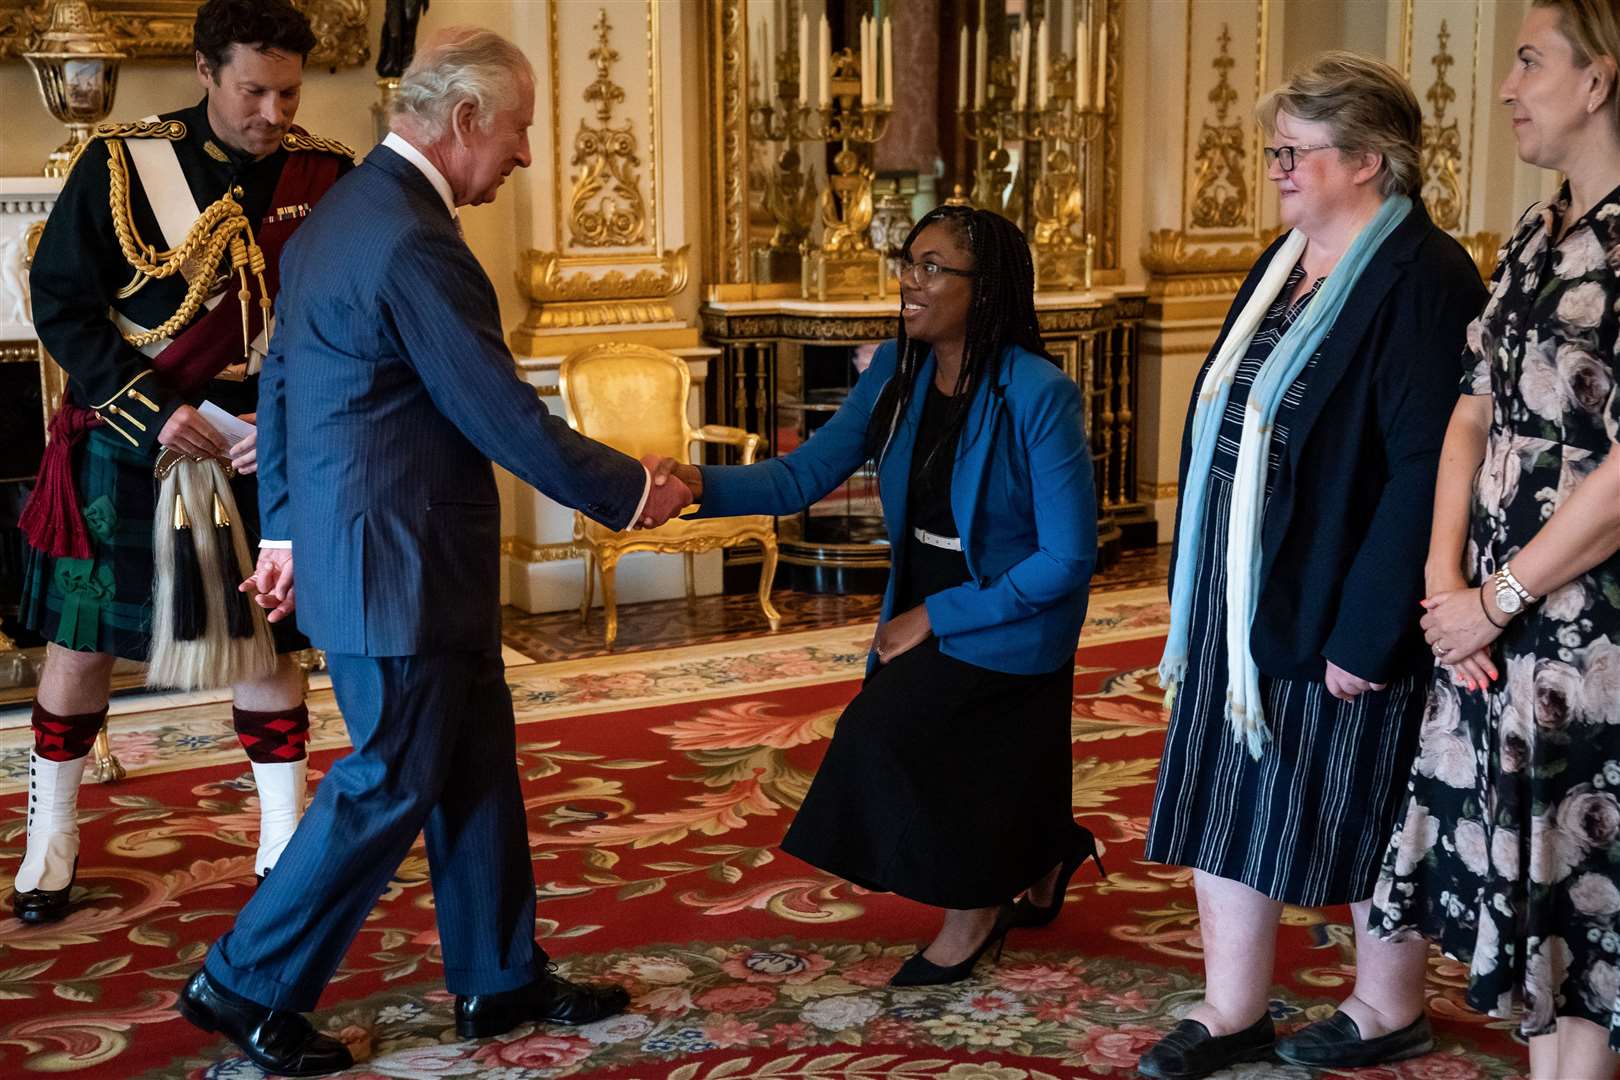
xmin=1145 ymin=265 xmax=1424 ymax=907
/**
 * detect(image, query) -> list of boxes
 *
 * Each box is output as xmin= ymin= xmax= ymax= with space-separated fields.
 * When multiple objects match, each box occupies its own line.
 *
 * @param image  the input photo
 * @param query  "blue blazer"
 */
xmin=699 ymin=341 xmax=1096 ymax=675
xmin=256 ymin=145 xmax=647 ymax=656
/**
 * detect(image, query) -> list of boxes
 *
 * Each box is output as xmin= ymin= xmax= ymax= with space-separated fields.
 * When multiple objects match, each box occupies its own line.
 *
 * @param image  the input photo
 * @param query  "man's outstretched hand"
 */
xmin=636 ymin=454 xmax=695 ymax=528
xmin=240 ymin=547 xmax=296 ymax=623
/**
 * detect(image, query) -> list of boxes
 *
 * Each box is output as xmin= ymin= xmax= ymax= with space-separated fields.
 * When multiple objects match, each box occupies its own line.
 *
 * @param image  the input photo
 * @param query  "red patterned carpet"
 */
xmin=0 ymin=595 xmax=1527 ymax=1079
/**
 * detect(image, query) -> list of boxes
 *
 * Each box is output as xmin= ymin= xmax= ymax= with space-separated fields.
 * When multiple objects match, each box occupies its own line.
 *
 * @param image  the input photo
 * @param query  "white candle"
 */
xmin=883 ymin=17 xmax=893 ymax=107
xmin=974 ymin=24 xmax=987 ymax=110
xmin=1094 ymin=16 xmax=1107 ymax=110
xmin=1036 ymin=20 xmax=1048 ymax=108
xmin=763 ymin=23 xmax=774 ymax=98
xmin=958 ymin=25 xmax=969 ymax=110
xmin=799 ymin=12 xmax=809 ymax=104
xmin=866 ymin=16 xmax=875 ymax=105
xmin=819 ymin=15 xmax=831 ymax=107
xmin=1076 ymin=19 xmax=1091 ymax=111
xmin=1015 ymin=25 xmax=1030 ymax=110
xmin=857 ymin=16 xmax=868 ymax=105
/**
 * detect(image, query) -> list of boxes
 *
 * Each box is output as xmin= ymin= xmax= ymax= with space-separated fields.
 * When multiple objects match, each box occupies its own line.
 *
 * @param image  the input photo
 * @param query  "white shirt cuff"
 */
xmin=259 ymin=539 xmax=292 ymax=550
xmin=627 ymin=467 xmax=653 ymax=530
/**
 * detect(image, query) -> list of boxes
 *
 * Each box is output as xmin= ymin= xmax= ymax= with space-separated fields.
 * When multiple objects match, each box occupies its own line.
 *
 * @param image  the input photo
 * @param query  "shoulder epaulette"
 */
xmin=65 ymin=120 xmax=187 ymax=176
xmin=94 ymin=120 xmax=187 ymax=141
xmin=281 ymin=131 xmax=355 ymax=159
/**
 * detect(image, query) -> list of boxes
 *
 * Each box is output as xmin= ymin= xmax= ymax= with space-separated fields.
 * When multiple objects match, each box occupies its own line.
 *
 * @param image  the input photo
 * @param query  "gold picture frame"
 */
xmin=0 ymin=0 xmax=370 ymax=68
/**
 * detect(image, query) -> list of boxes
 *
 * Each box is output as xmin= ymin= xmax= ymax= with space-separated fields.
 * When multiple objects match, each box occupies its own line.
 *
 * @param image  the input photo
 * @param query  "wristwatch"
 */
xmin=1493 ymin=563 xmax=1538 ymax=616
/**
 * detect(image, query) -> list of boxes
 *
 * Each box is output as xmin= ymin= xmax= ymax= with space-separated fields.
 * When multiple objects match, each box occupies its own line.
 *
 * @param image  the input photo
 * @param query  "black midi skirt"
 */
xmin=781 ymin=637 xmax=1076 ymax=909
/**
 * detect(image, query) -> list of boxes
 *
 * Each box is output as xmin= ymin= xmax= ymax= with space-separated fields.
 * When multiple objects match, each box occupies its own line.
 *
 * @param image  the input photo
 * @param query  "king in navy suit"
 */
xmin=178 ymin=29 xmax=691 ymax=1076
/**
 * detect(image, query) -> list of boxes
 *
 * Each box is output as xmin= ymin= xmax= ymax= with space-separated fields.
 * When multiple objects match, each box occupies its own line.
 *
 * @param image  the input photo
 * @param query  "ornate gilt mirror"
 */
xmin=707 ymin=0 xmax=1121 ymax=296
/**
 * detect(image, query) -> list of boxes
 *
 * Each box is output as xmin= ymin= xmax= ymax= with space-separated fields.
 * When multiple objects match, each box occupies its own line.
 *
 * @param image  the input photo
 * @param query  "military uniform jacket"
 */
xmin=28 ymin=99 xmax=353 ymax=455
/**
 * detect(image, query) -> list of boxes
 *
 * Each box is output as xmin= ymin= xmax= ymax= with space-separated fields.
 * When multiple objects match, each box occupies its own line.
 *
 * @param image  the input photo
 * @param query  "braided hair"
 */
xmin=865 ymin=206 xmax=1052 ymax=479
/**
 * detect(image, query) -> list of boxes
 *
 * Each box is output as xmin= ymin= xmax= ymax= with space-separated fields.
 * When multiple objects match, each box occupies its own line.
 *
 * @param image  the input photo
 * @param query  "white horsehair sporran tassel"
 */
xmin=148 ymin=453 xmax=275 ymax=690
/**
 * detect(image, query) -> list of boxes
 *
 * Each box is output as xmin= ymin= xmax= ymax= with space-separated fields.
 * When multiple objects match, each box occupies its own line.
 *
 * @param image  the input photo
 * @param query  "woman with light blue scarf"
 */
xmin=1137 ymin=54 xmax=1488 ymax=1080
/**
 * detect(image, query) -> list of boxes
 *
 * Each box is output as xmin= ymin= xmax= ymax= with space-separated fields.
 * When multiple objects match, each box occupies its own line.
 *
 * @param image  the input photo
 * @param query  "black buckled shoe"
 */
xmin=177 ymin=968 xmax=354 ymax=1077
xmin=13 ymin=858 xmax=77 ymax=925
xmin=1275 ymin=1010 xmax=1434 ymax=1067
xmin=1137 ymin=1015 xmax=1275 ymax=1079
xmin=456 ymin=966 xmax=631 ymax=1039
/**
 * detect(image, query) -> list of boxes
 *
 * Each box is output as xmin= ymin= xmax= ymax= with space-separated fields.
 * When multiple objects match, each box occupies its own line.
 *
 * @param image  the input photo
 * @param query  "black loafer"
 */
xmin=1275 ymin=1010 xmax=1434 ymax=1067
xmin=456 ymin=966 xmax=630 ymax=1039
xmin=177 ymin=968 xmax=354 ymax=1077
xmin=1137 ymin=1015 xmax=1275 ymax=1079
xmin=13 ymin=859 xmax=77 ymax=925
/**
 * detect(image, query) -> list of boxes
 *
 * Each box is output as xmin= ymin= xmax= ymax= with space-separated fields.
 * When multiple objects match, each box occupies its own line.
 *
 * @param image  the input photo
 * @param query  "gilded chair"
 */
xmin=559 ymin=342 xmax=780 ymax=648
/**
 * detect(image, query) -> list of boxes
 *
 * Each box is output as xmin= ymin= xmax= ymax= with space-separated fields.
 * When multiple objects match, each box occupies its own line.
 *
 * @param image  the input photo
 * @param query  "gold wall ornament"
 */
xmin=1419 ymin=20 xmax=1464 ymax=232
xmin=1458 ymin=229 xmax=1503 ymax=281
xmin=513 ymin=246 xmax=691 ymax=337
xmin=1141 ymin=228 xmax=1269 ymax=276
xmin=1190 ymin=24 xmax=1248 ymax=230
xmin=22 ymin=0 xmax=126 ymax=177
xmin=0 ymin=1 xmax=370 ymax=67
xmin=568 ymin=8 xmax=649 ymax=248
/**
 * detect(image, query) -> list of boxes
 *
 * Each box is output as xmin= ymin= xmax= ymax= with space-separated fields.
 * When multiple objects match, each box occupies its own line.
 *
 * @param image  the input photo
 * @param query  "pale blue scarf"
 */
xmin=1159 ymin=195 xmax=1412 ymax=758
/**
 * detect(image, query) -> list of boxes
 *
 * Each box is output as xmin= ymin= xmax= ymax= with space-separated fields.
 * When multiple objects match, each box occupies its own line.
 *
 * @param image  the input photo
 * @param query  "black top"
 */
xmin=1169 ymin=200 xmax=1489 ymax=683
xmin=29 ymin=100 xmax=341 ymax=446
xmin=898 ymin=381 xmax=971 ymax=611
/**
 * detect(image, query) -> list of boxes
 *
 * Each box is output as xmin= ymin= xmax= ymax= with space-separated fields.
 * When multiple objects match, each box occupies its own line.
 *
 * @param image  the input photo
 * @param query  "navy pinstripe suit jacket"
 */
xmin=256 ymin=145 xmax=645 ymax=657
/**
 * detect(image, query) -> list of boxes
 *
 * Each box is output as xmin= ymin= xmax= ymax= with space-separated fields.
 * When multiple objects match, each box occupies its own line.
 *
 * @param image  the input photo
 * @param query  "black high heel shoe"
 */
xmin=889 ymin=904 xmax=1014 ymax=987
xmin=1008 ymin=823 xmax=1106 ymax=930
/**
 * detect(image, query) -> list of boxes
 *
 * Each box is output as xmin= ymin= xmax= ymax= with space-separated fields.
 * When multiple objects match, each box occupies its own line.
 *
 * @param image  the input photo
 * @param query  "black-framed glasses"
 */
xmin=896 ymin=257 xmax=976 ymax=284
xmin=1263 ymin=143 xmax=1337 ymax=172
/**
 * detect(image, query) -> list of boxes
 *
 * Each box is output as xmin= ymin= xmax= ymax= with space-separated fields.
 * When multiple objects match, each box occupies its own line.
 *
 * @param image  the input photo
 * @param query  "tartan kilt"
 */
xmin=19 ymin=427 xmax=309 ymax=662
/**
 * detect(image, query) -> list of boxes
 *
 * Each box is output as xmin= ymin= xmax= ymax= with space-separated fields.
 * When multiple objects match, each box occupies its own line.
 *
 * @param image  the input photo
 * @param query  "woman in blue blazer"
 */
xmin=667 ymin=207 xmax=1099 ymax=986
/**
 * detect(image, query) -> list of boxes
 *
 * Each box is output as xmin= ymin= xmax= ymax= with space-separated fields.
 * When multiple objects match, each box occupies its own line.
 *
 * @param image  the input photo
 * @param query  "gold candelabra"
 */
xmin=956 ymin=15 xmax=1108 ymax=290
xmin=748 ymin=60 xmax=817 ymax=282
xmin=748 ymin=13 xmax=893 ymax=298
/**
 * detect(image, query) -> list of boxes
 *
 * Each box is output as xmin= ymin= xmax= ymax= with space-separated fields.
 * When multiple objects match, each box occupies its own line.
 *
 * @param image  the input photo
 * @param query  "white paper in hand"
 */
xmin=200 ymin=401 xmax=256 ymax=448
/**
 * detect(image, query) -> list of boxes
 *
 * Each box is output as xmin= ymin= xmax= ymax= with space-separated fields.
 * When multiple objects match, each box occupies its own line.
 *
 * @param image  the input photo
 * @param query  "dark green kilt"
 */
xmin=19 ymin=428 xmax=309 ymax=662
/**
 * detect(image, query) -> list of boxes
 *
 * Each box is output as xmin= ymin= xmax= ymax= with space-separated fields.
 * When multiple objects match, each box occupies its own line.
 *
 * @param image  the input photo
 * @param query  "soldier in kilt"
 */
xmin=10 ymin=0 xmax=353 ymax=924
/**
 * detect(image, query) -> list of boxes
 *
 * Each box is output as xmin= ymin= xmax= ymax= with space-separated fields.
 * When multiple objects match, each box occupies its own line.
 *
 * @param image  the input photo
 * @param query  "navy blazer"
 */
xmin=257 ymin=146 xmax=647 ymax=656
xmin=1171 ymin=200 xmax=1488 ymax=684
xmin=699 ymin=342 xmax=1097 ymax=675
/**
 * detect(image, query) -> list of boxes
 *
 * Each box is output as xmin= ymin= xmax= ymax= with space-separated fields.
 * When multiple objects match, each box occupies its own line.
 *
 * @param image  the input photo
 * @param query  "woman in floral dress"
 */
xmin=1371 ymin=3 xmax=1620 ymax=1078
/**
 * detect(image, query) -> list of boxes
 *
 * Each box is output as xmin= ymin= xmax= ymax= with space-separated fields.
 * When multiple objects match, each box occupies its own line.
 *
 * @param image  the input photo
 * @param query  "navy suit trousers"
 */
xmin=205 ymin=650 xmax=543 ymax=1010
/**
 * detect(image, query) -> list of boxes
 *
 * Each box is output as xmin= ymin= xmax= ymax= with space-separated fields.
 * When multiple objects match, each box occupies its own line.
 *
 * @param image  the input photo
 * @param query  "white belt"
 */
xmin=911 ymin=527 xmax=962 ymax=551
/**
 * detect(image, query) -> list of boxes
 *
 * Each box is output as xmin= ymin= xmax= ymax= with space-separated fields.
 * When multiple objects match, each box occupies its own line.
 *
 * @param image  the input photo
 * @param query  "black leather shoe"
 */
xmin=177 ymin=969 xmax=354 ymax=1077
xmin=1275 ymin=1011 xmax=1433 ymax=1067
xmin=13 ymin=858 xmax=77 ymax=925
xmin=1137 ymin=1015 xmax=1275 ymax=1079
xmin=456 ymin=966 xmax=631 ymax=1039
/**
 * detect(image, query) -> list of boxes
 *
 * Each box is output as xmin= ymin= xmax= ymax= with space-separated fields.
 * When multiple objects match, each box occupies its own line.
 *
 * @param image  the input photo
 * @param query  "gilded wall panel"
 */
xmin=1399 ymin=0 xmax=1482 ymax=233
xmin=514 ymin=0 xmax=696 ymax=353
xmin=1180 ymin=0 xmax=1269 ymax=241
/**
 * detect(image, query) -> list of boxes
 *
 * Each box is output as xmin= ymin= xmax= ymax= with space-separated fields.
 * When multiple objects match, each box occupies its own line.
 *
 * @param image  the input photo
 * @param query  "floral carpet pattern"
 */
xmin=0 ymin=588 xmax=1529 ymax=1078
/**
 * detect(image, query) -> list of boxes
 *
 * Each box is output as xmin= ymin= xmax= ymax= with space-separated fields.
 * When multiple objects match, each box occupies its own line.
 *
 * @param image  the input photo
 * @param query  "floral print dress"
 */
xmin=1372 ymin=183 xmax=1620 ymax=1045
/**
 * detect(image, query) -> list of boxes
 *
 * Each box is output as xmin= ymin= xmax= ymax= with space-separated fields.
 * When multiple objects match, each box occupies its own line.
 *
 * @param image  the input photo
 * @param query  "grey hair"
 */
xmin=390 ymin=27 xmax=533 ymax=142
xmin=1256 ymin=51 xmax=1423 ymax=198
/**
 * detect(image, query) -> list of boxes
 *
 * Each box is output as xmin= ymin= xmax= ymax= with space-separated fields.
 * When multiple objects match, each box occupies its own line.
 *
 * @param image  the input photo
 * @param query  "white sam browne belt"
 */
xmin=911 ymin=527 xmax=962 ymax=551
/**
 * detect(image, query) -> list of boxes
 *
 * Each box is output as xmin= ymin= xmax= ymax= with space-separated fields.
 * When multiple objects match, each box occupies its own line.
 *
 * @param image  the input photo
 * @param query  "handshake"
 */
xmin=635 ymin=455 xmax=706 ymax=529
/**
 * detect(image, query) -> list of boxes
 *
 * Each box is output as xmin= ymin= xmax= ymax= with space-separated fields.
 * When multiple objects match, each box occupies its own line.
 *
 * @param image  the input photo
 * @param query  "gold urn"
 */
xmin=23 ymin=0 xmax=127 ymax=177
